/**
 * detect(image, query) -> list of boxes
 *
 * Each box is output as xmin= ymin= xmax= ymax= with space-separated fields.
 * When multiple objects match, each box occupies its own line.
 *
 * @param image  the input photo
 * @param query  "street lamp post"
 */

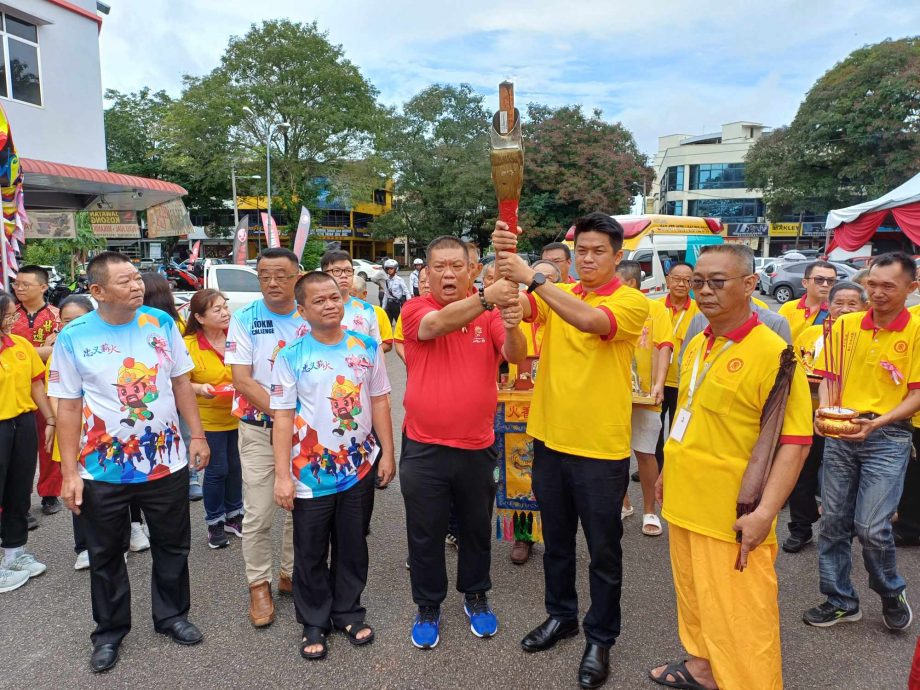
xmin=230 ymin=163 xmax=261 ymax=226
xmin=243 ymin=106 xmax=290 ymax=247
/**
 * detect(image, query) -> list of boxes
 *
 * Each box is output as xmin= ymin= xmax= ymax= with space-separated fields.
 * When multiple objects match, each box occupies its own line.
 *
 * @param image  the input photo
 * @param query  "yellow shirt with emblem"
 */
xmin=373 ymin=304 xmax=393 ymax=343
xmin=657 ymin=296 xmax=699 ymax=388
xmin=815 ymin=308 xmax=920 ymax=417
xmin=526 ymin=278 xmax=649 ymax=461
xmin=662 ymin=320 xmax=813 ymax=544
xmin=0 ymin=334 xmax=44 ymax=421
xmin=634 ymin=297 xmax=674 ymax=413
xmin=911 ymin=304 xmax=920 ymax=427
xmin=184 ymin=333 xmax=237 ymax=432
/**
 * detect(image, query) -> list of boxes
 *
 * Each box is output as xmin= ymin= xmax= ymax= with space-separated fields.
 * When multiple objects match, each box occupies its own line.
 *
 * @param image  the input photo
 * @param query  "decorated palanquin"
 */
xmin=494 ymin=389 xmax=542 ymax=544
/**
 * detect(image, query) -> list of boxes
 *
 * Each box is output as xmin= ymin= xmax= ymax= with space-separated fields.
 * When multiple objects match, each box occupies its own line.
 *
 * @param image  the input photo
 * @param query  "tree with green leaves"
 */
xmin=746 ymin=36 xmax=920 ymax=219
xmin=521 ymin=104 xmax=651 ymax=245
xmin=372 ymin=84 xmax=494 ymax=249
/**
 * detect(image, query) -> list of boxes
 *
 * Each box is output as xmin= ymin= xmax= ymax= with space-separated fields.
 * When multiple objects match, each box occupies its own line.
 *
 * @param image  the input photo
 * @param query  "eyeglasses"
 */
xmin=257 ymin=274 xmax=299 ymax=284
xmin=10 ymin=281 xmax=40 ymax=289
xmin=668 ymin=278 xmax=692 ymax=286
xmin=809 ymin=276 xmax=837 ymax=286
xmin=690 ymin=275 xmax=750 ymax=291
xmin=325 ymin=267 xmax=355 ymax=278
xmin=2 ymin=313 xmax=18 ymax=324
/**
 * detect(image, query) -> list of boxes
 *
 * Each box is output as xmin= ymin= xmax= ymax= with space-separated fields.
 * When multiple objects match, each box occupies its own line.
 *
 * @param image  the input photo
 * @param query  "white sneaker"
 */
xmin=74 ymin=550 xmax=90 ymax=571
xmin=4 ymin=553 xmax=47 ymax=577
xmin=0 ymin=568 xmax=30 ymax=592
xmin=129 ymin=522 xmax=150 ymax=552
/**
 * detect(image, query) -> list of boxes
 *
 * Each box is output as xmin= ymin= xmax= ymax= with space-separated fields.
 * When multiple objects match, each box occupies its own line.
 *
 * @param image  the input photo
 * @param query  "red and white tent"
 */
xmin=826 ymin=172 xmax=920 ymax=250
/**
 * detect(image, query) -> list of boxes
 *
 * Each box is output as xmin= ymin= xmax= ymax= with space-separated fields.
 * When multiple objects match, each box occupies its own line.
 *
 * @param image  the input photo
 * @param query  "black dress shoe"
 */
xmin=156 ymin=620 xmax=203 ymax=645
xmin=90 ymin=643 xmax=119 ymax=673
xmin=578 ymin=643 xmax=609 ymax=689
xmin=781 ymin=533 xmax=813 ymax=553
xmin=521 ymin=616 xmax=579 ymax=653
xmin=630 ymin=470 xmax=640 ymax=483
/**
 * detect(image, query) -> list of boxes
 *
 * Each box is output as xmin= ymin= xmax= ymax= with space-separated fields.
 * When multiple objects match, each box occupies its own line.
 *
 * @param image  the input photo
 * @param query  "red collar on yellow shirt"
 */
xmin=796 ymin=295 xmax=828 ymax=320
xmin=702 ymin=312 xmax=760 ymax=355
xmin=572 ymin=276 xmax=622 ymax=298
xmin=196 ymin=330 xmax=227 ymax=363
xmin=860 ymin=307 xmax=911 ymax=333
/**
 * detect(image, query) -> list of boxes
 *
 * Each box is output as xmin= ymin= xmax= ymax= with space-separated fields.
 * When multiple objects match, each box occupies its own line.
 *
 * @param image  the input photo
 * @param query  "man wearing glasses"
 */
xmin=541 ymin=242 xmax=576 ymax=283
xmin=777 ymin=261 xmax=836 ymax=340
xmin=11 ymin=266 xmax=62 ymax=517
xmin=319 ymin=250 xmax=382 ymax=344
xmin=226 ymin=248 xmax=306 ymax=629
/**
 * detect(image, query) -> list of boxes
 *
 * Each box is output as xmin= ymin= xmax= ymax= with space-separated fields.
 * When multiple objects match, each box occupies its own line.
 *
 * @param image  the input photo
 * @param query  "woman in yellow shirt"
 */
xmin=183 ymin=289 xmax=240 ymax=549
xmin=0 ymin=289 xmax=55 ymax=593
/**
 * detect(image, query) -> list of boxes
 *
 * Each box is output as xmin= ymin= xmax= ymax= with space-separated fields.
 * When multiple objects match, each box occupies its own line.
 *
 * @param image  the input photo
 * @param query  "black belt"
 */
xmin=862 ymin=413 xmax=912 ymax=433
xmin=241 ymin=417 xmax=273 ymax=429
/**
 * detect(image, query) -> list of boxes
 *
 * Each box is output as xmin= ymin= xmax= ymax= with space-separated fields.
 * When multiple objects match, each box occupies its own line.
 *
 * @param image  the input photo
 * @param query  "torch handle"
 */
xmin=498 ymin=200 xmax=519 ymax=253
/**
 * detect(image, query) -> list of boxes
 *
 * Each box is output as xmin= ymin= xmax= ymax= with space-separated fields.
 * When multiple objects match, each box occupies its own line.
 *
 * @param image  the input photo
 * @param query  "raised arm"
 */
xmin=418 ymin=279 xmax=519 ymax=341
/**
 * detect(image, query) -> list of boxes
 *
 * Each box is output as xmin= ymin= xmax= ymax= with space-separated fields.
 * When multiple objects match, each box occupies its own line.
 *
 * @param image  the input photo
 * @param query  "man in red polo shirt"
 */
xmin=11 ymin=265 xmax=62 ymax=516
xmin=400 ymin=235 xmax=525 ymax=650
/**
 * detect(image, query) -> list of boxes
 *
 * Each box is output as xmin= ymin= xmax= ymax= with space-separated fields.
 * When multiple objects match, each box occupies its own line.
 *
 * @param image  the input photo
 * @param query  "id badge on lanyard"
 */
xmin=669 ymin=340 xmax=733 ymax=442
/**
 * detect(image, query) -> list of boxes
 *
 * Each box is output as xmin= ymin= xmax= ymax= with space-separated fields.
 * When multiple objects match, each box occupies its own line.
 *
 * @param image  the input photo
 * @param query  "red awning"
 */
xmin=21 ymin=157 xmax=187 ymax=211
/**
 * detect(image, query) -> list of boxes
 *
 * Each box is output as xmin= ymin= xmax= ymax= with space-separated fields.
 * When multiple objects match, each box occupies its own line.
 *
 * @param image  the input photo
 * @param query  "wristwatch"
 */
xmin=527 ymin=272 xmax=546 ymax=293
xmin=478 ymin=286 xmax=494 ymax=311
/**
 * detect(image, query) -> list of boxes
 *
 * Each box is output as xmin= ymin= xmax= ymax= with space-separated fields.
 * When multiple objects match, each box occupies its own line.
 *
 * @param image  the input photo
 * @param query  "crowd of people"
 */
xmin=0 ymin=213 xmax=919 ymax=689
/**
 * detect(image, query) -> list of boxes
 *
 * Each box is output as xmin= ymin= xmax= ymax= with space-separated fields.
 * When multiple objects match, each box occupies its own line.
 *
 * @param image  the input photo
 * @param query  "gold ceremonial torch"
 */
xmin=490 ymin=81 xmax=524 ymax=251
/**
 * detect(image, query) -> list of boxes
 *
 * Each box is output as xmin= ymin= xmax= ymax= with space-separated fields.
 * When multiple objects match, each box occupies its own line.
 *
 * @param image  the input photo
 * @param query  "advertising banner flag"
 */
xmin=189 ymin=240 xmax=201 ymax=264
xmin=232 ymin=215 xmax=250 ymax=265
xmin=261 ymin=212 xmax=280 ymax=249
xmin=292 ymin=207 xmax=311 ymax=262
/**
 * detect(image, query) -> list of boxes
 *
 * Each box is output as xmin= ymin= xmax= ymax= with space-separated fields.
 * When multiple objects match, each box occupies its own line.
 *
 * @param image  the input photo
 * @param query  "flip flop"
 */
xmin=649 ymin=660 xmax=709 ymax=689
xmin=621 ymin=505 xmax=635 ymax=520
xmin=642 ymin=513 xmax=663 ymax=536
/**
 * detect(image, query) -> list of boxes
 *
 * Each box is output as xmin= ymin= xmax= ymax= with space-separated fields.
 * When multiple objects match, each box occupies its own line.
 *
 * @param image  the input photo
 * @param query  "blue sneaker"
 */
xmin=464 ymin=592 xmax=498 ymax=638
xmin=188 ymin=471 xmax=203 ymax=501
xmin=411 ymin=606 xmax=441 ymax=649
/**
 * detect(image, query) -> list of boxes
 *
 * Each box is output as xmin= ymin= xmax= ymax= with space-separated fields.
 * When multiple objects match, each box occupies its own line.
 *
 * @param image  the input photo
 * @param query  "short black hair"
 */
xmin=426 ymin=235 xmax=468 ymax=264
xmin=542 ymin=242 xmax=571 ymax=260
xmin=320 ymin=249 xmax=352 ymax=270
xmin=666 ymin=261 xmax=693 ymax=274
xmin=256 ymin=248 xmax=299 ymax=268
xmin=572 ymin=212 xmax=624 ymax=252
xmin=869 ymin=252 xmax=917 ymax=282
xmin=828 ymin=281 xmax=867 ymax=303
xmin=86 ymin=251 xmax=133 ymax=288
xmin=58 ymin=295 xmax=95 ymax=314
xmin=615 ymin=259 xmax=642 ymax=287
xmin=17 ymin=265 xmax=49 ymax=285
xmin=294 ymin=271 xmax=339 ymax=305
xmin=804 ymin=260 xmax=836 ymax=279
xmin=699 ymin=244 xmax=755 ymax=273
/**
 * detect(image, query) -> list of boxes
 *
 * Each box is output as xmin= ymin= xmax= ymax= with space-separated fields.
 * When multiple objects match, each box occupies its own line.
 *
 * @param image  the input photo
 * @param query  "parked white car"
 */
xmin=353 ymin=259 xmax=386 ymax=285
xmin=203 ymin=262 xmax=262 ymax=314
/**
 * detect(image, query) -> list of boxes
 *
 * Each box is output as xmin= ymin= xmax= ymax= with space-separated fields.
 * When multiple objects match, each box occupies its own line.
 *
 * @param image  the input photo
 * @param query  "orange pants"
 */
xmin=669 ymin=524 xmax=783 ymax=690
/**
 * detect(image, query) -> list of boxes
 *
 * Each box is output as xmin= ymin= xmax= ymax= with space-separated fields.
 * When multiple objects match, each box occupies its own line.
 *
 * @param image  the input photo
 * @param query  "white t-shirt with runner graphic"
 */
xmin=48 ymin=306 xmax=194 ymax=484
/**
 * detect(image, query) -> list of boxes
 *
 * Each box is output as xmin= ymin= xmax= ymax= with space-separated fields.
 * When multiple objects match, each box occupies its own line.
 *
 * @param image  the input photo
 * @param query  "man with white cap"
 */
xmin=383 ymin=260 xmax=410 ymax=325
xmin=410 ymin=259 xmax=424 ymax=297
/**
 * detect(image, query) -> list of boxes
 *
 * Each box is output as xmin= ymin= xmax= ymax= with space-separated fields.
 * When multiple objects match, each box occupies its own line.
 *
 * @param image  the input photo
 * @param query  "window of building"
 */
xmin=689 ymin=163 xmax=745 ymax=190
xmin=1 ymin=13 xmax=41 ymax=106
xmin=688 ymin=198 xmax=764 ymax=223
xmin=373 ymin=189 xmax=387 ymax=205
xmin=665 ymin=166 xmax=684 ymax=192
xmin=665 ymin=201 xmax=683 ymax=215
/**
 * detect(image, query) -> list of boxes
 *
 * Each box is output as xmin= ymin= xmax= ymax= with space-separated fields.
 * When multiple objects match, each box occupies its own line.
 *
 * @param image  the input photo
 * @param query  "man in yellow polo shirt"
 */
xmin=493 ymin=212 xmax=648 ymax=690
xmin=650 ymin=243 xmax=812 ymax=690
xmin=777 ymin=260 xmax=836 ymax=340
xmin=804 ymin=252 xmax=920 ymax=632
xmin=653 ymin=262 xmax=698 ymax=477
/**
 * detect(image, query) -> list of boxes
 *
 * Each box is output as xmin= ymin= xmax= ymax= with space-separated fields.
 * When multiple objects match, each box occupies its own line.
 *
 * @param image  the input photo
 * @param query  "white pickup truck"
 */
xmin=174 ymin=261 xmax=262 ymax=315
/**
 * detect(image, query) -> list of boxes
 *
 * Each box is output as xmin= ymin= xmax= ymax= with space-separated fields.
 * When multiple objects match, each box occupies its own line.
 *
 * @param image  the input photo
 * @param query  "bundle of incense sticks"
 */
xmin=821 ymin=317 xmax=845 ymax=407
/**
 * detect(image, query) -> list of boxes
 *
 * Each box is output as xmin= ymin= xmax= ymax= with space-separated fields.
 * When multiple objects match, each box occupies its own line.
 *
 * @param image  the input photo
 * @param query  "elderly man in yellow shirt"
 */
xmin=651 ymin=244 xmax=813 ymax=690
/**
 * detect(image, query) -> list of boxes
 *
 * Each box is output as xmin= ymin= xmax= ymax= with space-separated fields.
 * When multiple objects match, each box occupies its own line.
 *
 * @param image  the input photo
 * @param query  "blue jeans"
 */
xmin=203 ymin=429 xmax=243 ymax=525
xmin=819 ymin=425 xmax=911 ymax=610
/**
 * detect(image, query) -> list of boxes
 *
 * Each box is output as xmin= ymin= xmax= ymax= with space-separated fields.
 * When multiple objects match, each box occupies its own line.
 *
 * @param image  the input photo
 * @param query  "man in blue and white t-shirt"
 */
xmin=271 ymin=271 xmax=395 ymax=658
xmin=226 ymin=247 xmax=307 ymax=629
xmin=318 ymin=249 xmax=382 ymax=343
xmin=51 ymin=252 xmax=210 ymax=673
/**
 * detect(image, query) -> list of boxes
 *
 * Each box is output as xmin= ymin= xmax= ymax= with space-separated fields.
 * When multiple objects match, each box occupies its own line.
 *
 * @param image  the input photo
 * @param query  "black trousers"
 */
xmin=80 ymin=466 xmax=191 ymax=646
xmin=0 ymin=412 xmax=38 ymax=549
xmin=292 ymin=469 xmax=373 ymax=631
xmin=895 ymin=429 xmax=920 ymax=541
xmin=655 ymin=386 xmax=679 ymax=472
xmin=787 ymin=434 xmax=825 ymax=539
xmin=72 ymin=503 xmax=142 ymax=554
xmin=400 ymin=436 xmax=497 ymax=607
xmin=532 ymin=440 xmax=629 ymax=648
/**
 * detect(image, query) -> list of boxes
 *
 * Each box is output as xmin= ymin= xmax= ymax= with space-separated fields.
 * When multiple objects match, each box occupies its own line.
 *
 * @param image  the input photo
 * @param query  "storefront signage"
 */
xmin=25 ymin=211 xmax=76 ymax=239
xmin=146 ymin=199 xmax=194 ymax=238
xmin=89 ymin=210 xmax=141 ymax=238
xmin=769 ymin=222 xmax=801 ymax=237
xmin=801 ymin=222 xmax=826 ymax=237
xmin=726 ymin=222 xmax=768 ymax=237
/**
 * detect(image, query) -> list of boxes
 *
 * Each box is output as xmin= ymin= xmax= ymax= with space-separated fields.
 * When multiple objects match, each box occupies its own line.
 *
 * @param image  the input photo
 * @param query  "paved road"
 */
xmin=6 ymin=306 xmax=920 ymax=689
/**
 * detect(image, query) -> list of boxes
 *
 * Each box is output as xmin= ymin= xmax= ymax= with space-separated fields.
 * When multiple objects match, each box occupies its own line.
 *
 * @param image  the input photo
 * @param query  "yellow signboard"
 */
xmin=769 ymin=222 xmax=801 ymax=237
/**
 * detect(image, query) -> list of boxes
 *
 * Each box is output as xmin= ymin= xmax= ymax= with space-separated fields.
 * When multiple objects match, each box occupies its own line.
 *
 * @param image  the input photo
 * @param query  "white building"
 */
xmin=650 ymin=121 xmax=767 ymax=233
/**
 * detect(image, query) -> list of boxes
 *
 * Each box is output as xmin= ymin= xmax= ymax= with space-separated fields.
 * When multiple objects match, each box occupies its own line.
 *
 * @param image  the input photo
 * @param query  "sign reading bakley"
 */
xmin=769 ymin=222 xmax=801 ymax=237
xmin=726 ymin=222 xmax=768 ymax=237
xmin=89 ymin=210 xmax=141 ymax=239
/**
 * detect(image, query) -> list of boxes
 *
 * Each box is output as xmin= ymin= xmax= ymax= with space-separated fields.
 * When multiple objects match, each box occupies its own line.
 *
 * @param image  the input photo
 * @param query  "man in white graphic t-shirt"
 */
xmin=226 ymin=248 xmax=306 ymax=629
xmin=51 ymin=252 xmax=210 ymax=674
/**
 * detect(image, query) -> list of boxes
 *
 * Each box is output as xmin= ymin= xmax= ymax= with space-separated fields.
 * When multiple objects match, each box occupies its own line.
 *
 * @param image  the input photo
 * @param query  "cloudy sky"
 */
xmin=98 ymin=0 xmax=919 ymax=156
